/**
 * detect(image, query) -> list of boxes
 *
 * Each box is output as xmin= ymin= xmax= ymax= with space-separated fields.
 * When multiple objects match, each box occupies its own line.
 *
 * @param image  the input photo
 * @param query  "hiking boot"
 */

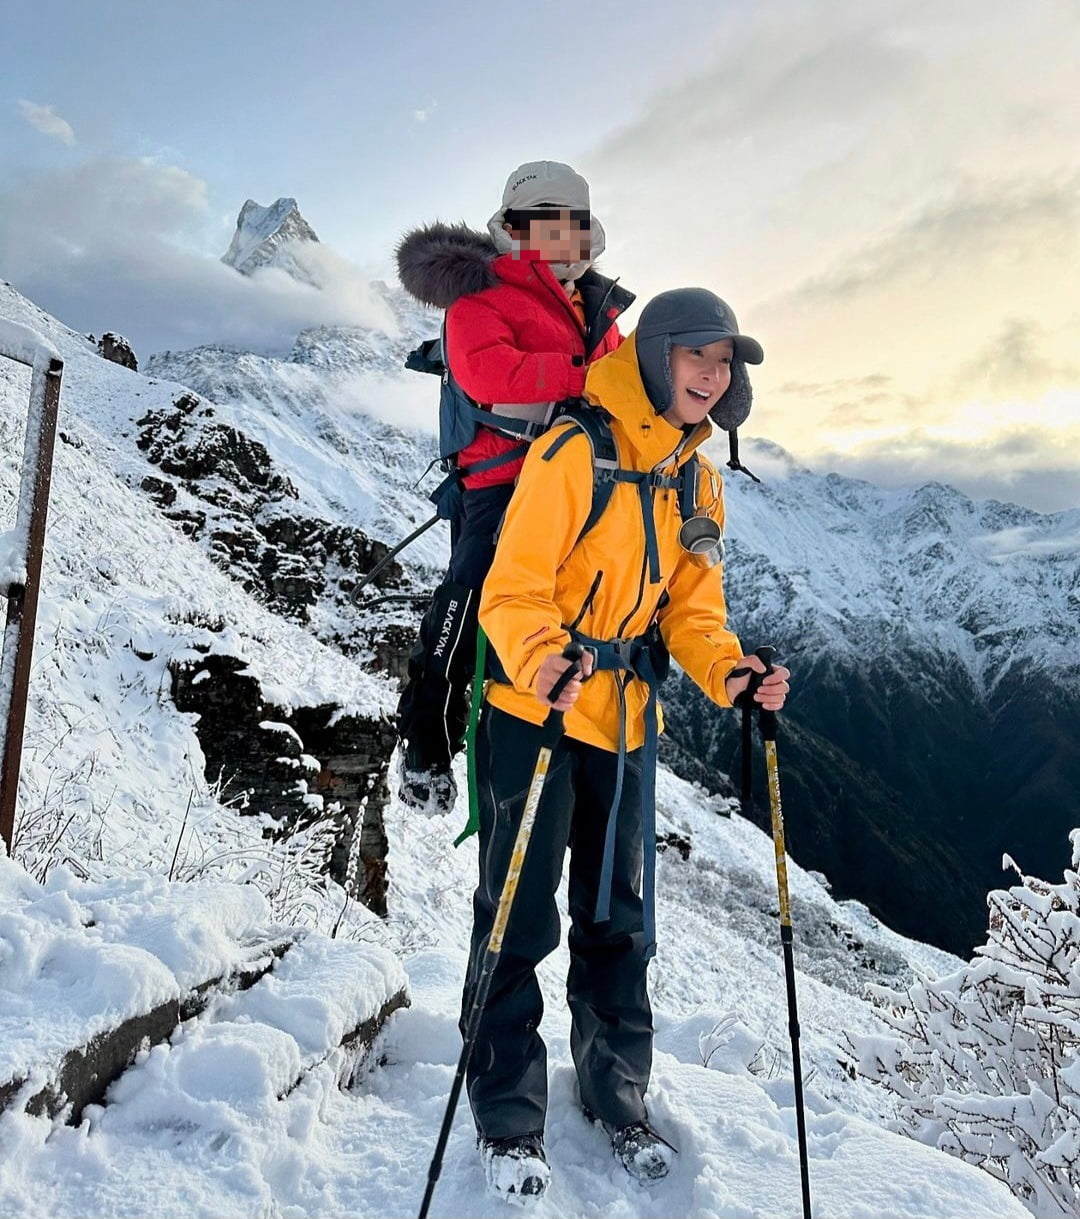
xmin=610 ymin=1121 xmax=675 ymax=1184
xmin=395 ymin=752 xmax=457 ymax=816
xmin=581 ymin=1101 xmax=676 ymax=1185
xmin=479 ymin=1132 xmax=550 ymax=1205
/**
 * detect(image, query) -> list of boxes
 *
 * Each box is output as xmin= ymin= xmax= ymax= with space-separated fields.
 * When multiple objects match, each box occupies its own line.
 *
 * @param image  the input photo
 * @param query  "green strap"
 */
xmin=454 ymin=625 xmax=488 ymax=846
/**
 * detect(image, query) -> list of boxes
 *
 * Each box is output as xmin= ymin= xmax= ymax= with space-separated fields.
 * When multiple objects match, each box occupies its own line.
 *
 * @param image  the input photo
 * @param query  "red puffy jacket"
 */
xmin=445 ymin=250 xmax=628 ymax=489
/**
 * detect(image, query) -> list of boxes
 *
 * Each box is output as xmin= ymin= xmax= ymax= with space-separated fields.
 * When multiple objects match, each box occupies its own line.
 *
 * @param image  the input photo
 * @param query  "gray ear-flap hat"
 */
xmin=635 ymin=287 xmax=763 ymax=430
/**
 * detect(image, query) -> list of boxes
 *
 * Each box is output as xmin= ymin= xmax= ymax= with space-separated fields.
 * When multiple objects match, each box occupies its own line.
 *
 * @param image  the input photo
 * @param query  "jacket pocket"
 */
xmin=568 ymin=569 xmax=604 ymax=631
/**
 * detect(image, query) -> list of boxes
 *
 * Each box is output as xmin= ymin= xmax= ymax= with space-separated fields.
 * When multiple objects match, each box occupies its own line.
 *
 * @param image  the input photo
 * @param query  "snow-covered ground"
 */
xmin=0 ymin=759 xmax=1026 ymax=1218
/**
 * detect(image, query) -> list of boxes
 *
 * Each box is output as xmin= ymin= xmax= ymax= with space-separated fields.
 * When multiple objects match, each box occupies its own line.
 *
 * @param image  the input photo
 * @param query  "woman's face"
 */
xmin=665 ymin=339 xmax=735 ymax=426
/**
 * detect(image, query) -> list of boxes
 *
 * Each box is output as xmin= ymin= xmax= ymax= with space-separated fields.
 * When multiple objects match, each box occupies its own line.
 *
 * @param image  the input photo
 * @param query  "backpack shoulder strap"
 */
xmin=680 ymin=452 xmax=700 ymax=522
xmin=541 ymin=402 xmax=705 ymax=546
xmin=541 ymin=401 xmax=619 ymax=545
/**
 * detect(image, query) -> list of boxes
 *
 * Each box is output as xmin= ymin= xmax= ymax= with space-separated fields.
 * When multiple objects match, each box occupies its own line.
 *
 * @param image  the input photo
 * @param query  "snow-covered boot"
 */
xmin=609 ymin=1121 xmax=676 ymax=1184
xmin=479 ymin=1132 xmax=550 ymax=1205
xmin=396 ymin=752 xmax=457 ymax=816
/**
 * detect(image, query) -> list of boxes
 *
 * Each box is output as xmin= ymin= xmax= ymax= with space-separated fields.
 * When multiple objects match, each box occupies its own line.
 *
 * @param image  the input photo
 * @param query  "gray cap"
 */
xmin=636 ymin=288 xmax=763 ymax=365
xmin=635 ymin=287 xmax=764 ymax=430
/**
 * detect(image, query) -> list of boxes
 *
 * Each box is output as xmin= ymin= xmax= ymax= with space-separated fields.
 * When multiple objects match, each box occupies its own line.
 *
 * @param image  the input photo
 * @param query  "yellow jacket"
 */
xmin=479 ymin=333 xmax=743 ymax=753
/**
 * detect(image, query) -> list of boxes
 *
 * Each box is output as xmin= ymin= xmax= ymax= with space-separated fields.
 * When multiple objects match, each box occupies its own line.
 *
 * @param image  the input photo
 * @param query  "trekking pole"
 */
xmin=418 ymin=642 xmax=585 ymax=1219
xmin=350 ymin=513 xmax=441 ymax=606
xmin=736 ymin=645 xmax=812 ymax=1219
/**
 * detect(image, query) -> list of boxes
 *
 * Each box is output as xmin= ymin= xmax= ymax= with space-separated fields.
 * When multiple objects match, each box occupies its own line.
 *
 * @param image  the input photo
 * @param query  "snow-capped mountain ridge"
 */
xmin=221 ymin=197 xmax=320 ymax=281
xmin=5 ymin=258 xmax=1078 ymax=960
xmin=135 ymin=283 xmax=1079 ymax=959
xmin=718 ymin=443 xmax=1079 ymax=694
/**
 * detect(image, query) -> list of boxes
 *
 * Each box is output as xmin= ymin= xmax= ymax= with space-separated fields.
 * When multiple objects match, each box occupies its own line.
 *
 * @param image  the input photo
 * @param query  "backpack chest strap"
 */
xmin=544 ymin=423 xmax=691 ymax=586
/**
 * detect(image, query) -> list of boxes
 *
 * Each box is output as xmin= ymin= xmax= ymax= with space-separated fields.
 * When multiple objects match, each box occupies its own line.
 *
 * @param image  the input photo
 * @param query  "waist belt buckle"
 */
xmin=610 ymin=638 xmax=633 ymax=668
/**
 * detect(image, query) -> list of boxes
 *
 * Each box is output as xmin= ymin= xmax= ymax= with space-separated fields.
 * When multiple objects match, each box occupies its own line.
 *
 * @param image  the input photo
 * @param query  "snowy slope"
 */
xmin=0 ymin=279 xmax=393 ymax=909
xmin=0 ymin=762 xmax=1027 ymax=1219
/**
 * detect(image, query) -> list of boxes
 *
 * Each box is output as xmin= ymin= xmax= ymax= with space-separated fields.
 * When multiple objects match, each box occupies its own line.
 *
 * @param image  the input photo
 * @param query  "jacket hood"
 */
xmin=395 ymin=221 xmax=498 ymax=309
xmin=583 ymin=333 xmax=711 ymax=468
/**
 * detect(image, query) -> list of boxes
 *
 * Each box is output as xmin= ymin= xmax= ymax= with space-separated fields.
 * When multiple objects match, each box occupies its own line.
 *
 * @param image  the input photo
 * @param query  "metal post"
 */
xmin=0 ymin=332 xmax=63 ymax=854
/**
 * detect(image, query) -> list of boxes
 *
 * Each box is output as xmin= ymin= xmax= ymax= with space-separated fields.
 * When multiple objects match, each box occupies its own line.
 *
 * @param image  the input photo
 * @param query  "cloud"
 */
xmin=808 ymin=416 xmax=1080 ymax=514
xmin=334 ymin=371 xmax=438 ymax=438
xmin=413 ymin=101 xmax=437 ymax=123
xmin=773 ymin=175 xmax=1080 ymax=308
xmin=771 ymin=374 xmax=923 ymax=427
xmin=17 ymin=99 xmax=75 ymax=146
xmin=951 ymin=317 xmax=1079 ymax=398
xmin=0 ymin=156 xmax=397 ymax=358
xmin=974 ymin=524 xmax=1080 ymax=560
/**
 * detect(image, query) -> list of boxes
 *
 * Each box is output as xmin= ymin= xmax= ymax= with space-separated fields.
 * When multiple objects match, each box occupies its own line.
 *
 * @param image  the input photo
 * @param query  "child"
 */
xmin=465 ymin=287 xmax=791 ymax=1201
xmin=393 ymin=161 xmax=634 ymax=813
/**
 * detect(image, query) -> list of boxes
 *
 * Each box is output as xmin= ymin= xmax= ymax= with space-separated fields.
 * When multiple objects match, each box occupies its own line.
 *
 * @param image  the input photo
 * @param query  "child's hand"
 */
xmin=536 ymin=650 xmax=595 ymax=710
xmin=725 ymin=656 xmax=791 ymax=711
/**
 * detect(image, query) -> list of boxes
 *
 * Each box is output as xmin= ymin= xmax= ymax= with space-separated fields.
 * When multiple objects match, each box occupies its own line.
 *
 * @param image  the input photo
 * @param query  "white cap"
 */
xmin=487 ymin=160 xmax=606 ymax=281
xmin=499 ymin=160 xmax=590 ymax=211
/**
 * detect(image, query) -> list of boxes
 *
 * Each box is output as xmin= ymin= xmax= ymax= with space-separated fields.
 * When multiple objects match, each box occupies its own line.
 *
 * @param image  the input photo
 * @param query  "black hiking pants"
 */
xmin=395 ymin=484 xmax=515 ymax=773
xmin=463 ymin=704 xmax=653 ymax=1139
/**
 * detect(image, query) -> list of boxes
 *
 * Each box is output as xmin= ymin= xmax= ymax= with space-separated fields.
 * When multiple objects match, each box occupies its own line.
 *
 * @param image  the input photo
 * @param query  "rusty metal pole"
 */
xmin=0 ymin=335 xmax=64 ymax=855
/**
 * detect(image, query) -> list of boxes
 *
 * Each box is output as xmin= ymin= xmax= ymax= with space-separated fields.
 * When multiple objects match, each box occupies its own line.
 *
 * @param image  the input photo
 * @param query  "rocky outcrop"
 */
xmin=96 ymin=332 xmax=138 ymax=371
xmin=135 ymin=392 xmax=405 ymax=639
xmin=0 ymin=935 xmax=295 ymax=1124
xmin=170 ymin=649 xmax=395 ymax=916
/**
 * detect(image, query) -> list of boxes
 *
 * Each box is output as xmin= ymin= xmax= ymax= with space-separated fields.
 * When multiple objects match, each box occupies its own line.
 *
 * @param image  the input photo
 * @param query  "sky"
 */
xmin=1 ymin=0 xmax=1078 ymax=512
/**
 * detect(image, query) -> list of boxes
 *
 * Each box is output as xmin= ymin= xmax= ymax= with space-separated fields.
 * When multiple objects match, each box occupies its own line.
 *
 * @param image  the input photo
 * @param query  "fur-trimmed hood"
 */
xmin=395 ymin=221 xmax=498 ymax=310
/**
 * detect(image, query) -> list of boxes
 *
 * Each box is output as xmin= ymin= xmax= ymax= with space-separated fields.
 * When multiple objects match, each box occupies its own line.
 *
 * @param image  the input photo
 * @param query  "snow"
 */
xmin=0 ymin=741 xmax=1030 ymax=1218
xmin=0 ymin=277 xmax=1050 ymax=1217
xmin=0 ymin=858 xmax=268 ymax=1081
xmin=221 ymin=198 xmax=319 ymax=279
xmin=0 ymin=528 xmax=25 ymax=589
xmin=0 ymin=318 xmax=60 ymax=369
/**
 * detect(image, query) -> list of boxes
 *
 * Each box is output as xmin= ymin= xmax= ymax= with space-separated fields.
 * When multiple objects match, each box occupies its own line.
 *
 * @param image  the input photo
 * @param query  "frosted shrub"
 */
xmin=846 ymin=833 xmax=1080 ymax=1216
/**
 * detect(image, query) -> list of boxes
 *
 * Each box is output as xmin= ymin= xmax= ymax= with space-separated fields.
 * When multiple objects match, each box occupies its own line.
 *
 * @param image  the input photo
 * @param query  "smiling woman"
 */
xmin=666 ymin=342 xmax=733 ymax=426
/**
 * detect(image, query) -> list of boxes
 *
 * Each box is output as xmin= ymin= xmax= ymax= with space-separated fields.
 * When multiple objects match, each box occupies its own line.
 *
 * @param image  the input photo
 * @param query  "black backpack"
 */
xmin=406 ymin=339 xmax=702 ymax=547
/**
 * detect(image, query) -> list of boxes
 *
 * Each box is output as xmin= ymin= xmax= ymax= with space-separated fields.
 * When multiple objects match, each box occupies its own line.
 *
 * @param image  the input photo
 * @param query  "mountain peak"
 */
xmin=221 ymin=197 xmax=320 ymax=281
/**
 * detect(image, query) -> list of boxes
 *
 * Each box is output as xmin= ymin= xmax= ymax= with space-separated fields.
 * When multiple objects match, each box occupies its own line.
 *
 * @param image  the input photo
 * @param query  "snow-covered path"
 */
xmin=0 ymin=763 xmax=1028 ymax=1218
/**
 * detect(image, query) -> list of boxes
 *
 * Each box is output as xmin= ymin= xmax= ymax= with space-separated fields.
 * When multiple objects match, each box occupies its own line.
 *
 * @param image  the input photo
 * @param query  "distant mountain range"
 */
xmin=4 ymin=196 xmax=1077 ymax=957
xmin=665 ymin=445 xmax=1080 ymax=954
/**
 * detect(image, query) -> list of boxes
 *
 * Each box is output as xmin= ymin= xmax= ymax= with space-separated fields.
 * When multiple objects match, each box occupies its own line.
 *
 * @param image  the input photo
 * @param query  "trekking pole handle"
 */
xmin=754 ymin=644 xmax=776 ymax=676
xmin=731 ymin=643 xmax=776 ymax=709
xmin=754 ymin=645 xmax=780 ymax=742
xmin=546 ymin=641 xmax=586 ymax=706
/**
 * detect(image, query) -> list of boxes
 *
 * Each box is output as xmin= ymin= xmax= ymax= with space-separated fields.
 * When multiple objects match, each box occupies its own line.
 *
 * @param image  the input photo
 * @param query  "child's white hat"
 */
xmin=498 ymin=160 xmax=590 ymax=212
xmin=486 ymin=160 xmax=607 ymax=281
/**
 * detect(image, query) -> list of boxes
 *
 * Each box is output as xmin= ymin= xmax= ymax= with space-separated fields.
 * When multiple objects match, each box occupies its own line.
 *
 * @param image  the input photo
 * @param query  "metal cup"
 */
xmin=678 ymin=515 xmax=725 ymax=568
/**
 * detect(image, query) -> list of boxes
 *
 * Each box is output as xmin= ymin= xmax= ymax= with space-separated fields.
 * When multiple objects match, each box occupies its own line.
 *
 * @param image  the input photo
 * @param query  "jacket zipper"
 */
xmin=569 ymin=569 xmax=604 ymax=630
xmin=533 ymin=264 xmax=587 ymax=349
xmin=616 ymin=550 xmax=649 ymax=639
